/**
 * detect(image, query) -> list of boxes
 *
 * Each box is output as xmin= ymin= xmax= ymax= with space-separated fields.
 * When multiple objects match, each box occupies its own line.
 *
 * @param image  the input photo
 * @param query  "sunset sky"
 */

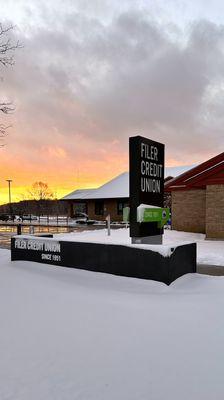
xmin=1 ymin=0 xmax=224 ymax=204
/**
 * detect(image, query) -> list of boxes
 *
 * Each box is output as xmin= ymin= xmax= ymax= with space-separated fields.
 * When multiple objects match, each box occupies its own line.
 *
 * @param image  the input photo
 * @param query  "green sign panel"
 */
xmin=123 ymin=206 xmax=170 ymax=228
xmin=142 ymin=207 xmax=169 ymax=228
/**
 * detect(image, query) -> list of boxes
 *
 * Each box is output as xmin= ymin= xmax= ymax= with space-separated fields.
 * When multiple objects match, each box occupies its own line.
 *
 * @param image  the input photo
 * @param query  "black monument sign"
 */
xmin=129 ymin=135 xmax=165 ymax=238
xmin=11 ymin=237 xmax=196 ymax=285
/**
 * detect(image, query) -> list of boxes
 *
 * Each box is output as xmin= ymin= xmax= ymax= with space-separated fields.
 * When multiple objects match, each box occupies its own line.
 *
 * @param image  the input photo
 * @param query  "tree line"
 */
xmin=0 ymin=199 xmax=68 ymax=217
xmin=0 ymin=181 xmax=68 ymax=216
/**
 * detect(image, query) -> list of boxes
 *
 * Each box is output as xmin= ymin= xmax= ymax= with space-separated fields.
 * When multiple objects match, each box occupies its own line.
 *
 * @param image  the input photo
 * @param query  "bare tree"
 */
xmin=0 ymin=23 xmax=21 ymax=144
xmin=26 ymin=182 xmax=55 ymax=216
xmin=28 ymin=182 xmax=54 ymax=201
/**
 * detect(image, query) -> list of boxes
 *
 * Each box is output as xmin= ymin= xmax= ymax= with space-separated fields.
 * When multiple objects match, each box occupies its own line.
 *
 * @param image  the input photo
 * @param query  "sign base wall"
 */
xmin=11 ymin=237 xmax=196 ymax=285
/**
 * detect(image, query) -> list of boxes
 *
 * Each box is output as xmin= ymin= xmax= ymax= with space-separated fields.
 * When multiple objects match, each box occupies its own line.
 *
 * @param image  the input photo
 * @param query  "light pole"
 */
xmin=6 ymin=179 xmax=12 ymax=216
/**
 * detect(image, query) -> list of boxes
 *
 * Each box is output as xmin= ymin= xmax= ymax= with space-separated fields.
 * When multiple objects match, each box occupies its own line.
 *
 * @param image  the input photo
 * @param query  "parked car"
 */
xmin=74 ymin=212 xmax=88 ymax=219
xmin=14 ymin=215 xmax=22 ymax=222
xmin=22 ymin=215 xmax=38 ymax=221
xmin=0 ymin=214 xmax=23 ymax=222
xmin=71 ymin=212 xmax=88 ymax=224
xmin=0 ymin=214 xmax=11 ymax=222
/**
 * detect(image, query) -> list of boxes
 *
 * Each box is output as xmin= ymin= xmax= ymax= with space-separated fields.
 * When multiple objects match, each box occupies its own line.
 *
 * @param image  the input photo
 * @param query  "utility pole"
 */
xmin=6 ymin=179 xmax=12 ymax=216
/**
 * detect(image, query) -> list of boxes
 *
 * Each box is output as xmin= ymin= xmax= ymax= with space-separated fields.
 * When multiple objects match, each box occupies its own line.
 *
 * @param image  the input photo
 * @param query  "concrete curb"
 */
xmin=197 ymin=264 xmax=224 ymax=276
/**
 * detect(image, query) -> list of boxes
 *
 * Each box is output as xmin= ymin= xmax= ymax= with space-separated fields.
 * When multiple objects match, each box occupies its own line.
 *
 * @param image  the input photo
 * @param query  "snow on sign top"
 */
xmin=62 ymin=166 xmax=194 ymax=201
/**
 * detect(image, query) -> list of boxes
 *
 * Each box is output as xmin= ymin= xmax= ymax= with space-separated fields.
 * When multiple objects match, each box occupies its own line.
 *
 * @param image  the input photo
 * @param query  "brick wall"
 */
xmin=87 ymin=200 xmax=96 ymax=220
xmin=206 ymin=185 xmax=224 ymax=239
xmin=171 ymin=190 xmax=206 ymax=233
xmin=68 ymin=201 xmax=74 ymax=218
xmin=87 ymin=199 xmax=125 ymax=222
xmin=104 ymin=199 xmax=122 ymax=221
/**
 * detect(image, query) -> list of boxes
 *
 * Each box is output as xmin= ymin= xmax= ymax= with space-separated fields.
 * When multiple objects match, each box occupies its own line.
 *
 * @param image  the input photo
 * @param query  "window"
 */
xmin=73 ymin=202 xmax=87 ymax=215
xmin=117 ymin=200 xmax=129 ymax=215
xmin=95 ymin=200 xmax=104 ymax=216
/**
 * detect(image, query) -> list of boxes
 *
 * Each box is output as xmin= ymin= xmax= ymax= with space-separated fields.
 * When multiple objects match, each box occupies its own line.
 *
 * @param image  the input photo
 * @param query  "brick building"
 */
xmin=165 ymin=152 xmax=224 ymax=239
xmin=62 ymin=173 xmax=129 ymax=222
xmin=62 ymin=166 xmax=192 ymax=222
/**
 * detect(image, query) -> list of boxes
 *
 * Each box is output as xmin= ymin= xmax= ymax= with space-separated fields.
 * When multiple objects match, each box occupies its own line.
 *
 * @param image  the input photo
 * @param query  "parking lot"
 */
xmin=0 ymin=225 xmax=71 ymax=249
xmin=0 ymin=224 xmax=122 ymax=249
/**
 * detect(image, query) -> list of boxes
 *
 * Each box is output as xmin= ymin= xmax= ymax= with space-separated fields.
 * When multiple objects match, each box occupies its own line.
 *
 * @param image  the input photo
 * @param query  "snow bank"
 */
xmin=163 ymin=229 xmax=224 ymax=266
xmin=1 ymin=249 xmax=224 ymax=400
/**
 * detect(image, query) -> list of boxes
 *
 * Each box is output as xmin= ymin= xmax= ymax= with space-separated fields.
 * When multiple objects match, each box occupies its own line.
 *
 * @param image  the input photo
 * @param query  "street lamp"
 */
xmin=6 ymin=179 xmax=12 ymax=216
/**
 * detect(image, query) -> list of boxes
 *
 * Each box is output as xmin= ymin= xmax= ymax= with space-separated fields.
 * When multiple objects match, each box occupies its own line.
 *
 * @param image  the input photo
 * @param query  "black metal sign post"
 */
xmin=129 ymin=135 xmax=165 ymax=244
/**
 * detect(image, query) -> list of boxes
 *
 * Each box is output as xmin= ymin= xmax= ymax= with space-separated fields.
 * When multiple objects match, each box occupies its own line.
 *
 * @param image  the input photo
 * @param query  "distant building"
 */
xmin=62 ymin=172 xmax=129 ymax=222
xmin=165 ymin=152 xmax=224 ymax=239
xmin=61 ymin=166 xmax=193 ymax=222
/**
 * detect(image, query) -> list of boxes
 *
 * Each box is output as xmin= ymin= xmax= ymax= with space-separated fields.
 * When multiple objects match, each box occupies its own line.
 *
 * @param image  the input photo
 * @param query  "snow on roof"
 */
xmin=90 ymin=172 xmax=129 ymax=199
xmin=62 ymin=165 xmax=194 ymax=201
xmin=62 ymin=172 xmax=129 ymax=200
xmin=62 ymin=188 xmax=96 ymax=200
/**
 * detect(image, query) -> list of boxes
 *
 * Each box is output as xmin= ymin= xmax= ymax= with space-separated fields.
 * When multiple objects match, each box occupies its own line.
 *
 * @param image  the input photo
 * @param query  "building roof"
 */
xmin=62 ymin=172 xmax=129 ymax=200
xmin=62 ymin=165 xmax=194 ymax=201
xmin=165 ymin=152 xmax=224 ymax=191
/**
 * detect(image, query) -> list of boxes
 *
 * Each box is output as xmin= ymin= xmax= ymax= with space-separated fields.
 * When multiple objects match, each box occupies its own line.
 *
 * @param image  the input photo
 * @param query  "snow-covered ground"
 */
xmin=164 ymin=230 xmax=224 ymax=266
xmin=1 ymin=248 xmax=224 ymax=399
xmin=54 ymin=228 xmax=224 ymax=266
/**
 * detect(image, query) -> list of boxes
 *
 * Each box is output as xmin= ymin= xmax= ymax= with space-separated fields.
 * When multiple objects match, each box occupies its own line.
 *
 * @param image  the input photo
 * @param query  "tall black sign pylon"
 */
xmin=129 ymin=135 xmax=165 ymax=238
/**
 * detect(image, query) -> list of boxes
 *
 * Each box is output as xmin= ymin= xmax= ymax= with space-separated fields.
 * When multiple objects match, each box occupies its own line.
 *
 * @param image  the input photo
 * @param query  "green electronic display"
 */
xmin=142 ymin=207 xmax=169 ymax=228
xmin=123 ymin=206 xmax=170 ymax=229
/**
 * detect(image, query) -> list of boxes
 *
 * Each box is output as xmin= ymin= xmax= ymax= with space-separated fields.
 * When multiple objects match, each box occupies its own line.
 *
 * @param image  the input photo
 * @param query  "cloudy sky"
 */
xmin=1 ymin=0 xmax=224 ymax=203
